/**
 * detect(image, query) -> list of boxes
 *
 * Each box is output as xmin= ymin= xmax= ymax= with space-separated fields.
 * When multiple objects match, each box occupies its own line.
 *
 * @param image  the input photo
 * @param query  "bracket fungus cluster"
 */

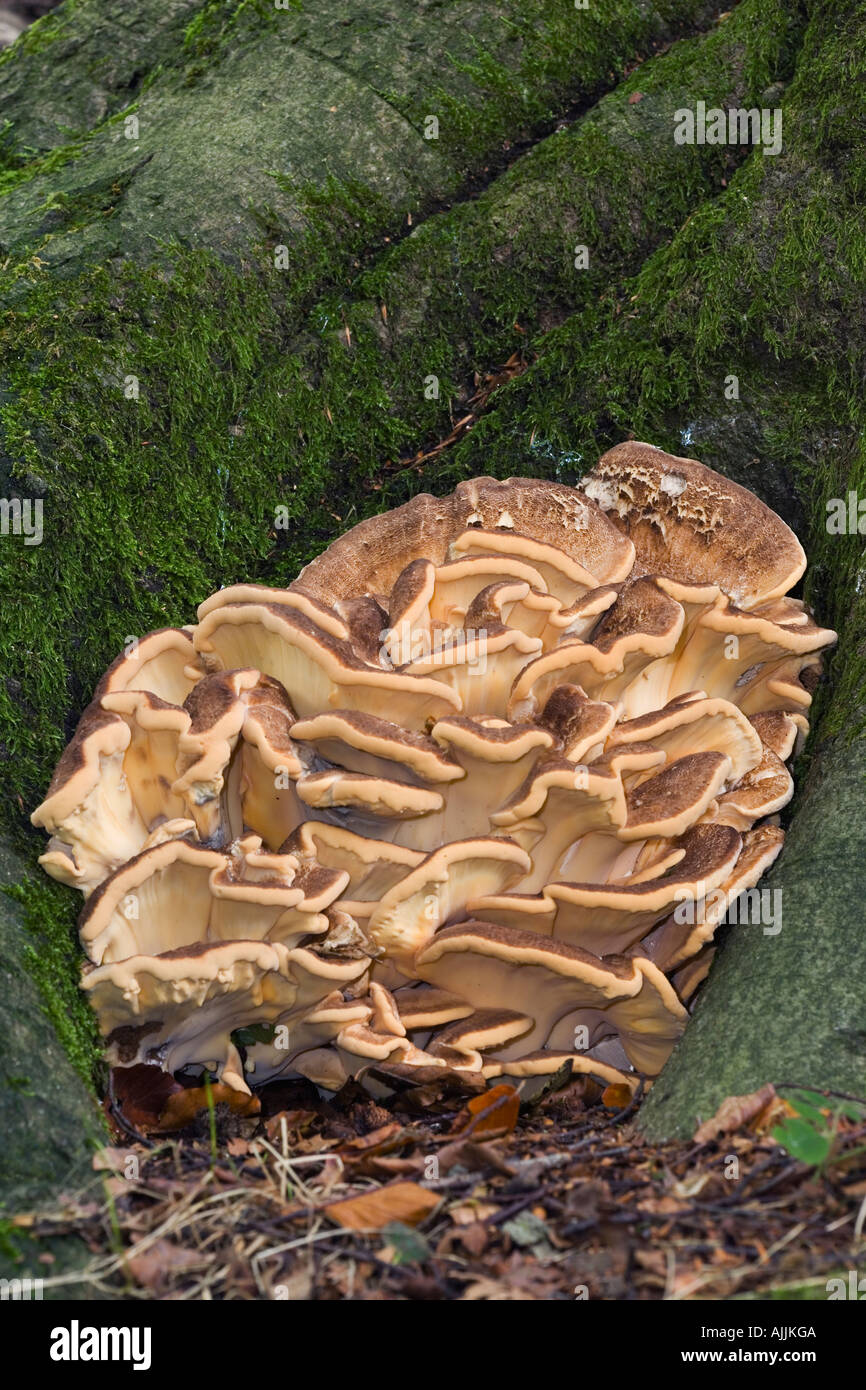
xmin=33 ymin=442 xmax=837 ymax=1104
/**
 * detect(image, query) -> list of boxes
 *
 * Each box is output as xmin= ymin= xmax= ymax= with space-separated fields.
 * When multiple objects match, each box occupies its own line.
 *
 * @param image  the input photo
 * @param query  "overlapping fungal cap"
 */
xmin=33 ymin=446 xmax=836 ymax=1101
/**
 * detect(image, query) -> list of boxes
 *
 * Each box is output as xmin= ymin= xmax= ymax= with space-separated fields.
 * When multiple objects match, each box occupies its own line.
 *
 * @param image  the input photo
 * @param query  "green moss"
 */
xmin=264 ymin=172 xmax=399 ymax=307
xmin=181 ymin=0 xmax=283 ymax=79
xmin=387 ymin=0 xmax=698 ymax=161
xmin=3 ymin=877 xmax=101 ymax=1086
xmin=0 ymin=0 xmax=716 ymax=265
xmin=350 ymin=0 xmax=804 ymax=456
xmin=0 ymin=2 xmax=73 ymax=71
xmin=0 ymin=137 xmax=85 ymax=194
xmin=0 ymin=1219 xmax=25 ymax=1263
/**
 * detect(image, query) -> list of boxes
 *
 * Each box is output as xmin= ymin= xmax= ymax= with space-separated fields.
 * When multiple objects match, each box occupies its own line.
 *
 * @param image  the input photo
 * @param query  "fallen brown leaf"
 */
xmin=264 ymin=1109 xmax=317 ymax=1141
xmin=361 ymin=1155 xmax=424 ymax=1180
xmin=160 ymin=1084 xmax=260 ymax=1130
xmin=437 ymin=1137 xmax=515 ymax=1177
xmin=694 ymin=1084 xmax=777 ymax=1143
xmin=456 ymin=1221 xmax=489 ymax=1256
xmin=337 ymin=1123 xmax=405 ymax=1159
xmin=452 ymin=1084 xmax=520 ymax=1139
xmin=109 ymin=1064 xmax=259 ymax=1134
xmin=125 ymin=1239 xmax=203 ymax=1290
xmin=325 ymin=1181 xmax=440 ymax=1231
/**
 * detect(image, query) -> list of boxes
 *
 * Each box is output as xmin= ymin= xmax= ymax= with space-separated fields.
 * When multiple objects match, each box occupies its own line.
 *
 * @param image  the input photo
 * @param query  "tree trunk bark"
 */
xmin=0 ymin=0 xmax=863 ymax=1198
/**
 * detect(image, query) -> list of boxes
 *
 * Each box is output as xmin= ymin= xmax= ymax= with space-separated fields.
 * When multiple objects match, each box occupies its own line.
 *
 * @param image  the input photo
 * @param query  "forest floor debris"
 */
xmin=9 ymin=1071 xmax=866 ymax=1301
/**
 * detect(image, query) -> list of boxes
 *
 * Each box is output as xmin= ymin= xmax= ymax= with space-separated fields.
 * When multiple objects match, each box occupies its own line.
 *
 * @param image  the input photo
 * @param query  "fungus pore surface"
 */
xmin=33 ymin=443 xmax=837 ymax=1101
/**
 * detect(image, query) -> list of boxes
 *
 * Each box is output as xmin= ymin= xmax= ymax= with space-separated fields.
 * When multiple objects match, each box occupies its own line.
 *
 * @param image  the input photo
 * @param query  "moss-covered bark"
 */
xmin=0 ymin=0 xmax=863 ymax=1174
xmin=0 ymin=0 xmax=733 ymax=1118
xmin=0 ymin=839 xmax=105 ymax=1207
xmin=0 ymin=0 xmax=718 ymax=272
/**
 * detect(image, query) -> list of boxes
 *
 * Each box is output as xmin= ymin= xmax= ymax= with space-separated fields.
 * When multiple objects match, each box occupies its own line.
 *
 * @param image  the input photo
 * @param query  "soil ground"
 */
xmin=8 ymin=1070 xmax=865 ymax=1301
